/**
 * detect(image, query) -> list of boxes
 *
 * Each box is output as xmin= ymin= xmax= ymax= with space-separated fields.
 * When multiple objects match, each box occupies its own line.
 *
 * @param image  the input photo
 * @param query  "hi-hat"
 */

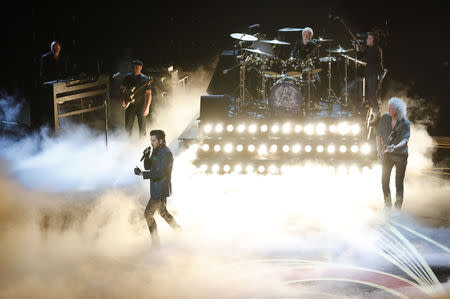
xmin=327 ymin=45 xmax=354 ymax=53
xmin=230 ymin=33 xmax=258 ymax=41
xmin=278 ymin=27 xmax=303 ymax=32
xmin=243 ymin=48 xmax=273 ymax=56
xmin=259 ymin=39 xmax=291 ymax=45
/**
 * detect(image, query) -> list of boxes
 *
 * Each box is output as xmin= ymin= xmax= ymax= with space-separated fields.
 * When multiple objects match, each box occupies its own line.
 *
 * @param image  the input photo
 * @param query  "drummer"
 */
xmin=290 ymin=27 xmax=317 ymax=60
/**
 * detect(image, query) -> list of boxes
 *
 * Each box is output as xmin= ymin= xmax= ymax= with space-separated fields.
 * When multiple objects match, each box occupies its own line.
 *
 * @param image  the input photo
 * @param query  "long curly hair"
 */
xmin=388 ymin=97 xmax=407 ymax=119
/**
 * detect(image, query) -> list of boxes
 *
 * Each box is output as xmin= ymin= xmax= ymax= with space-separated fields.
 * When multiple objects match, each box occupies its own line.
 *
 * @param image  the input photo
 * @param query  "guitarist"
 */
xmin=120 ymin=59 xmax=152 ymax=137
xmin=376 ymin=97 xmax=411 ymax=210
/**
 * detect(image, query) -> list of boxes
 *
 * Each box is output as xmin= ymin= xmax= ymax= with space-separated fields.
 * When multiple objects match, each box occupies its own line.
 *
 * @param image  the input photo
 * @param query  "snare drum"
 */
xmin=283 ymin=57 xmax=303 ymax=78
xmin=262 ymin=56 xmax=283 ymax=79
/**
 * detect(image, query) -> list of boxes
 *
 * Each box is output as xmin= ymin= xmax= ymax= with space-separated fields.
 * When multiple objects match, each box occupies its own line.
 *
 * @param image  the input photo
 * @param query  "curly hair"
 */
xmin=388 ymin=97 xmax=407 ymax=119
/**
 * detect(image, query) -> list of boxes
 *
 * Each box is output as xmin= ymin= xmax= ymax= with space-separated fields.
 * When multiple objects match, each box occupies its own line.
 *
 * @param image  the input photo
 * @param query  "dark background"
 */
xmin=1 ymin=2 xmax=449 ymax=136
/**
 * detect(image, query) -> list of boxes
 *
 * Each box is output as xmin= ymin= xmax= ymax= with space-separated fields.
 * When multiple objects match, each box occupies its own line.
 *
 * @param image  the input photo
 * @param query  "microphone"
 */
xmin=328 ymin=9 xmax=341 ymax=22
xmin=140 ymin=146 xmax=152 ymax=161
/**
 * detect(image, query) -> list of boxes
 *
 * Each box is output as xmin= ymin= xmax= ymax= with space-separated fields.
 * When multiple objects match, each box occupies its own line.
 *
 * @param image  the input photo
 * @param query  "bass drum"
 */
xmin=269 ymin=77 xmax=303 ymax=116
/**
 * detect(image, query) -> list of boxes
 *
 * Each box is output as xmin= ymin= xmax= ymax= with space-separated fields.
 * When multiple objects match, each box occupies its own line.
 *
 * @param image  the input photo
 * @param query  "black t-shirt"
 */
xmin=39 ymin=52 xmax=71 ymax=83
xmin=121 ymin=73 xmax=152 ymax=105
xmin=359 ymin=45 xmax=382 ymax=76
xmin=291 ymin=40 xmax=317 ymax=60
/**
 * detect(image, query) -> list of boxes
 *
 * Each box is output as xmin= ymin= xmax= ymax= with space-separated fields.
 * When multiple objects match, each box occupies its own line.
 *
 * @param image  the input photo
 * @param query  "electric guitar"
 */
xmin=376 ymin=68 xmax=388 ymax=98
xmin=379 ymin=119 xmax=407 ymax=164
xmin=121 ymin=77 xmax=153 ymax=109
xmin=379 ymin=130 xmax=395 ymax=164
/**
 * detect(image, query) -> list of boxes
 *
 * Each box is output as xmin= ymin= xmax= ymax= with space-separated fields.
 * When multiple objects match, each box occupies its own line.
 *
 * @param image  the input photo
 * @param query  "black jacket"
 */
xmin=39 ymin=51 xmax=71 ymax=84
xmin=142 ymin=144 xmax=173 ymax=198
xmin=290 ymin=40 xmax=317 ymax=60
xmin=377 ymin=114 xmax=410 ymax=162
xmin=358 ymin=45 xmax=383 ymax=77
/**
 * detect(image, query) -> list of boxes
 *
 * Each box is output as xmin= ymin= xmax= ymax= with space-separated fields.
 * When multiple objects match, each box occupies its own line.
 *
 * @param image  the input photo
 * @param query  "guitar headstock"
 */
xmin=146 ymin=76 xmax=153 ymax=86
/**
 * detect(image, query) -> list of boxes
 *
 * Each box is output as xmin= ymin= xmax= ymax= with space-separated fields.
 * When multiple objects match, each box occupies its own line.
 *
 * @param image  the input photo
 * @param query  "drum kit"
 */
xmin=229 ymin=31 xmax=359 ymax=116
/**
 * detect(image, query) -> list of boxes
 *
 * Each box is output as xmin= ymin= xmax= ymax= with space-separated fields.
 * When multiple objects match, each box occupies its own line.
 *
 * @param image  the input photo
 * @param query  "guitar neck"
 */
xmin=132 ymin=79 xmax=152 ymax=95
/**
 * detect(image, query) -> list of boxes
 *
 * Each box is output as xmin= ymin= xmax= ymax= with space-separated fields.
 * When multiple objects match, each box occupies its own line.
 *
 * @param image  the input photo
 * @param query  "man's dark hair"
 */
xmin=367 ymin=32 xmax=377 ymax=44
xmin=131 ymin=59 xmax=143 ymax=66
xmin=150 ymin=130 xmax=166 ymax=142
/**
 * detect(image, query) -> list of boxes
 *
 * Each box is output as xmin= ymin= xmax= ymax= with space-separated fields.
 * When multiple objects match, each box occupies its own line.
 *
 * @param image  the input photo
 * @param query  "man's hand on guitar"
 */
xmin=385 ymin=145 xmax=395 ymax=153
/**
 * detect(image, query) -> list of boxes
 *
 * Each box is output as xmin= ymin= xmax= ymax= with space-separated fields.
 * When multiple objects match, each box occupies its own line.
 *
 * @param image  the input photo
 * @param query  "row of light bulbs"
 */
xmin=197 ymin=163 xmax=371 ymax=174
xmin=196 ymin=142 xmax=371 ymax=155
xmin=202 ymin=122 xmax=361 ymax=136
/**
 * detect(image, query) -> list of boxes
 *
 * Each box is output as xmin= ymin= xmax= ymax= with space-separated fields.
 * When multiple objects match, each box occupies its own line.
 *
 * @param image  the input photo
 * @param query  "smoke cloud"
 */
xmin=0 ymin=67 xmax=449 ymax=298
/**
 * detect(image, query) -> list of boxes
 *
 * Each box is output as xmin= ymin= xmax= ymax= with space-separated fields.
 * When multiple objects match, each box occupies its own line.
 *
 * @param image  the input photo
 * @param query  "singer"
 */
xmin=134 ymin=129 xmax=181 ymax=247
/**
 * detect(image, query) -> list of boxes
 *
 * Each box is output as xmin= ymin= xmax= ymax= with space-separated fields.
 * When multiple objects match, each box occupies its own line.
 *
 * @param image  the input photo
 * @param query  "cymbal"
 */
xmin=230 ymin=33 xmax=258 ymax=41
xmin=303 ymin=68 xmax=322 ymax=74
xmin=243 ymin=48 xmax=273 ymax=56
xmin=313 ymin=37 xmax=334 ymax=42
xmin=278 ymin=27 xmax=303 ymax=32
xmin=259 ymin=39 xmax=291 ymax=45
xmin=319 ymin=56 xmax=336 ymax=62
xmin=327 ymin=45 xmax=354 ymax=53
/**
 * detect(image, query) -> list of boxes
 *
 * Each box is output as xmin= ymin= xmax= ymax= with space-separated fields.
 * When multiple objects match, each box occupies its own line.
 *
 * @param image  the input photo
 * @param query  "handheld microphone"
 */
xmin=140 ymin=146 xmax=152 ymax=161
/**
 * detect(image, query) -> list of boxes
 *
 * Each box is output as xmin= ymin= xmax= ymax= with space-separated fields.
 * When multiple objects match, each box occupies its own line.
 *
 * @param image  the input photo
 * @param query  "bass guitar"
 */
xmin=121 ymin=77 xmax=153 ymax=109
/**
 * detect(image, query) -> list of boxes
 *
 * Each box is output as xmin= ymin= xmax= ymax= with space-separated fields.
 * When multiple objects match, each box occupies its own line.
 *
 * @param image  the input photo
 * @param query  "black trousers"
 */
xmin=366 ymin=73 xmax=380 ymax=114
xmin=34 ymin=86 xmax=55 ymax=130
xmin=125 ymin=103 xmax=146 ymax=137
xmin=381 ymin=155 xmax=408 ymax=209
xmin=144 ymin=197 xmax=180 ymax=245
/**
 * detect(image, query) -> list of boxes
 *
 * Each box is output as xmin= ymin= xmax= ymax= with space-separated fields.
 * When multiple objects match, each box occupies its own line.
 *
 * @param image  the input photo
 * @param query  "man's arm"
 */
xmin=40 ymin=56 xmax=47 ymax=84
xmin=386 ymin=121 xmax=410 ymax=152
xmin=376 ymin=135 xmax=384 ymax=161
xmin=119 ymin=84 xmax=127 ymax=107
xmin=290 ymin=40 xmax=299 ymax=58
xmin=379 ymin=47 xmax=384 ymax=71
xmin=142 ymin=147 xmax=152 ymax=170
xmin=143 ymin=150 xmax=172 ymax=180
xmin=143 ymin=89 xmax=152 ymax=117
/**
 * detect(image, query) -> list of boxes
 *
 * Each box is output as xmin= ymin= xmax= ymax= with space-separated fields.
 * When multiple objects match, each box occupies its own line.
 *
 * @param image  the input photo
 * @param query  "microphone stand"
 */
xmin=223 ymin=63 xmax=241 ymax=74
xmin=336 ymin=17 xmax=361 ymax=48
